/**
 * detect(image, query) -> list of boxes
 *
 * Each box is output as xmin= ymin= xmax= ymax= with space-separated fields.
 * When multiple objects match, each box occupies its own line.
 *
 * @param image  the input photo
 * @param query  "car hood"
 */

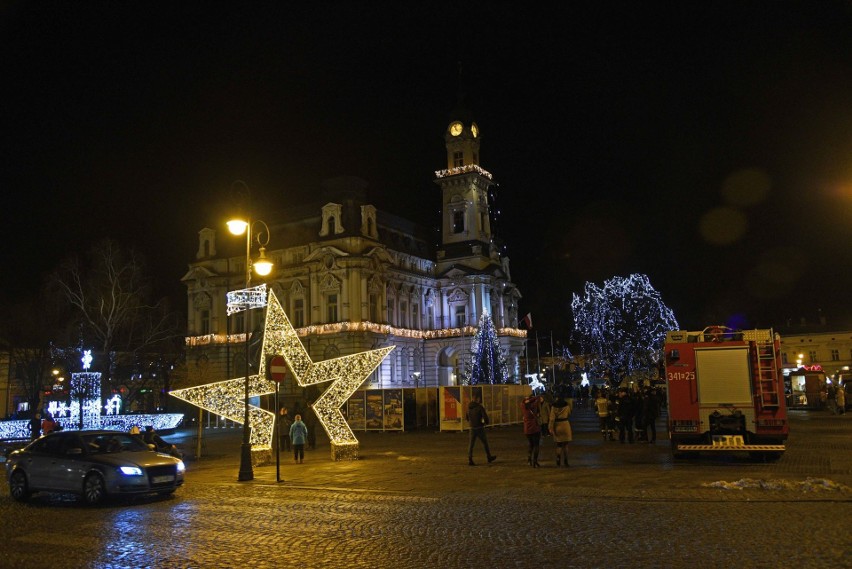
xmin=91 ymin=451 xmax=181 ymax=469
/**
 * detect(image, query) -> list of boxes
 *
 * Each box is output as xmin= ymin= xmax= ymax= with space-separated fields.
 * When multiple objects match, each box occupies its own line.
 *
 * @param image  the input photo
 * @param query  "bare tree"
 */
xmin=49 ymin=239 xmax=183 ymax=408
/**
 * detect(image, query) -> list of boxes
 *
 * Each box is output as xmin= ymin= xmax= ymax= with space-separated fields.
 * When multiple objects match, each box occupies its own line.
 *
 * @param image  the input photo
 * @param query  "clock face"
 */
xmin=471 ymin=123 xmax=479 ymax=138
xmin=449 ymin=121 xmax=463 ymax=136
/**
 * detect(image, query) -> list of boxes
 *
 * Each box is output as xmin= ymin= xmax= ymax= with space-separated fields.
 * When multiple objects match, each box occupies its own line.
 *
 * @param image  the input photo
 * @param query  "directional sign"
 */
xmin=268 ymin=355 xmax=287 ymax=382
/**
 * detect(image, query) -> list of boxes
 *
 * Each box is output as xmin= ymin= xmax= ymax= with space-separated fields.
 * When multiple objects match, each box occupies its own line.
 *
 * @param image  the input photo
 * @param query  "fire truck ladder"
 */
xmin=754 ymin=332 xmax=780 ymax=408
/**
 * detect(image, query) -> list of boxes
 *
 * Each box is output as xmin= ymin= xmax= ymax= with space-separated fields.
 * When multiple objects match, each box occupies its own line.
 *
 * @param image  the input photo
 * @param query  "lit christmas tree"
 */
xmin=465 ymin=312 xmax=509 ymax=385
xmin=571 ymin=273 xmax=678 ymax=386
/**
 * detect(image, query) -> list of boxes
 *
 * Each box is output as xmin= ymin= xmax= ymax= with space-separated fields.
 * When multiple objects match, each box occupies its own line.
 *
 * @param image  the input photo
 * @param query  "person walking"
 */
xmin=836 ymin=384 xmax=846 ymax=415
xmin=521 ymin=393 xmax=543 ymax=467
xmin=466 ymin=394 xmax=496 ymax=466
xmin=548 ymin=394 xmax=573 ymax=467
xmin=289 ymin=414 xmax=308 ymax=463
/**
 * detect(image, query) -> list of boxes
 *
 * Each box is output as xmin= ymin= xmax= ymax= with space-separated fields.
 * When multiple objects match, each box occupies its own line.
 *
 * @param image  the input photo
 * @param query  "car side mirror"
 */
xmin=147 ymin=444 xmax=156 ymax=451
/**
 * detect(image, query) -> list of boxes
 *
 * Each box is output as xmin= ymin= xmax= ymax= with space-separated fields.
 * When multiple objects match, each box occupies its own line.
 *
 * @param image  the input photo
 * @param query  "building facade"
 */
xmin=778 ymin=328 xmax=852 ymax=381
xmin=181 ymin=113 xmax=526 ymax=390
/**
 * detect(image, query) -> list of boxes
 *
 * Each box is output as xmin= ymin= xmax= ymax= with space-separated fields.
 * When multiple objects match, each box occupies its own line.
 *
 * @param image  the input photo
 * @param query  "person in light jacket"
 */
xmin=289 ymin=414 xmax=308 ymax=463
xmin=548 ymin=395 xmax=573 ymax=467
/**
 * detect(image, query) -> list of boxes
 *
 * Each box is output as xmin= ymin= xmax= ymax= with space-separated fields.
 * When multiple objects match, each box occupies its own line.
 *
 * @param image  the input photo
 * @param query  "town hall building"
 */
xmin=181 ymin=111 xmax=527 ymax=390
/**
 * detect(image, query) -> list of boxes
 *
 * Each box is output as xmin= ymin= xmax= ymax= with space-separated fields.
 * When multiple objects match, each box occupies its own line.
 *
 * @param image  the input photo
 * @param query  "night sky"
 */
xmin=3 ymin=2 xmax=852 ymax=337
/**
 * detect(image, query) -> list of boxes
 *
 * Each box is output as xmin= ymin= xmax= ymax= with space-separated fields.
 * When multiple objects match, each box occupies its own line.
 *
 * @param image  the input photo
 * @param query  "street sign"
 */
xmin=268 ymin=355 xmax=287 ymax=382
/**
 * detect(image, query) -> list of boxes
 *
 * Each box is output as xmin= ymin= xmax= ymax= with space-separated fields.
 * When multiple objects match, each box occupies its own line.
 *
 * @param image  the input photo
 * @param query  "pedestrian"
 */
xmin=29 ymin=412 xmax=42 ymax=440
xmin=305 ymin=409 xmax=317 ymax=450
xmin=548 ymin=394 xmax=573 ymax=467
xmin=836 ymin=384 xmax=846 ymax=415
xmin=466 ymin=394 xmax=497 ymax=466
xmin=594 ymin=391 xmax=610 ymax=440
xmin=278 ymin=406 xmax=292 ymax=451
xmin=521 ymin=393 xmax=543 ymax=467
xmin=539 ymin=396 xmax=551 ymax=437
xmin=616 ymin=389 xmax=636 ymax=444
xmin=144 ymin=426 xmax=182 ymax=458
xmin=41 ymin=412 xmax=57 ymax=435
xmin=641 ymin=388 xmax=660 ymax=443
xmin=289 ymin=414 xmax=308 ymax=463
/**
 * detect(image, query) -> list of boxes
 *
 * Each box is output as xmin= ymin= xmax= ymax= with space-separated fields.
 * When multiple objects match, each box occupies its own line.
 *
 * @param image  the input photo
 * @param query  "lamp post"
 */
xmin=228 ymin=181 xmax=273 ymax=482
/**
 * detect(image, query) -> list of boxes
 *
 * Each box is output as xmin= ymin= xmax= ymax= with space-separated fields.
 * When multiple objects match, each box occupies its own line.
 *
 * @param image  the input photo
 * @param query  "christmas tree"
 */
xmin=466 ymin=312 xmax=509 ymax=385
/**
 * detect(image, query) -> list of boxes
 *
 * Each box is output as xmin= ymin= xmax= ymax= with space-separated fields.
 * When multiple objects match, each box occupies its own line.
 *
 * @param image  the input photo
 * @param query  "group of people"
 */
xmin=28 ymin=411 xmax=61 ymax=440
xmin=595 ymin=387 xmax=662 ymax=444
xmin=467 ymin=386 xmax=666 ymax=468
xmin=467 ymin=391 xmax=575 ymax=468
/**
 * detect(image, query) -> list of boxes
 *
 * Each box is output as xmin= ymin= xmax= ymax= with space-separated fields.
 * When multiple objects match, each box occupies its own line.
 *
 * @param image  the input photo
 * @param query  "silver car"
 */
xmin=6 ymin=430 xmax=185 ymax=504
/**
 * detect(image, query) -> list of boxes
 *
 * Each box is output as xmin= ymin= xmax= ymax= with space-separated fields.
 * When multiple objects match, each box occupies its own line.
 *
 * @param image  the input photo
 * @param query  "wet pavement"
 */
xmin=1 ymin=405 xmax=850 ymax=568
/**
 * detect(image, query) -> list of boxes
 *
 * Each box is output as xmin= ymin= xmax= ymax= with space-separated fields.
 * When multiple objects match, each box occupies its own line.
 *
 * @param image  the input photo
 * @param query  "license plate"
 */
xmin=152 ymin=475 xmax=175 ymax=484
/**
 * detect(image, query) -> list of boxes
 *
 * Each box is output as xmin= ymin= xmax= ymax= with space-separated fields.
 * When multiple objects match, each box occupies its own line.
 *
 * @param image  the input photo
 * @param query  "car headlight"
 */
xmin=119 ymin=466 xmax=143 ymax=476
xmin=176 ymin=460 xmax=186 ymax=473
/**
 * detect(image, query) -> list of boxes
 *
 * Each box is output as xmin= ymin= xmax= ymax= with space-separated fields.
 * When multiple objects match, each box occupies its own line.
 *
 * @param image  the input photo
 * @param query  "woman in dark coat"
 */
xmin=521 ymin=394 xmax=543 ymax=467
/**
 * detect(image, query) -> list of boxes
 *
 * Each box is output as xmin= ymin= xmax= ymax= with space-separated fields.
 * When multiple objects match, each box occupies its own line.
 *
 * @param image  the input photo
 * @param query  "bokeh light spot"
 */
xmin=698 ymin=207 xmax=748 ymax=245
xmin=721 ymin=168 xmax=771 ymax=207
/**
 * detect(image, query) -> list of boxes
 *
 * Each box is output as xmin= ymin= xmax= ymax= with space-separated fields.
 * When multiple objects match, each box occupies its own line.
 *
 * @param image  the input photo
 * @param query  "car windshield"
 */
xmin=81 ymin=433 xmax=150 ymax=454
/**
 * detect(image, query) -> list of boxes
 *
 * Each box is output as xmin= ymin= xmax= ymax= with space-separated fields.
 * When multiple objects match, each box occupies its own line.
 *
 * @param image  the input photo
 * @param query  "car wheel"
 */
xmin=9 ymin=470 xmax=30 ymax=502
xmin=83 ymin=473 xmax=107 ymax=505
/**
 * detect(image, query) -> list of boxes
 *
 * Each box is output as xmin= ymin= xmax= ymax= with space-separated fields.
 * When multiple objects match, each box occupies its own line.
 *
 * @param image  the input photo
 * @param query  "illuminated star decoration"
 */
xmin=260 ymin=290 xmax=394 ymax=460
xmin=171 ymin=290 xmax=393 ymax=462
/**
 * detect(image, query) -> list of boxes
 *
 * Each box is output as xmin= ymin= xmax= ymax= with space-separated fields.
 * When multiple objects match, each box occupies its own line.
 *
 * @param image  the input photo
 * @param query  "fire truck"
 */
xmin=664 ymin=326 xmax=788 ymax=459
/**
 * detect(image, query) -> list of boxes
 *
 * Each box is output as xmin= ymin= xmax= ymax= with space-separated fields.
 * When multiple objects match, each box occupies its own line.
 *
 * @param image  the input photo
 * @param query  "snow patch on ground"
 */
xmin=702 ymin=477 xmax=851 ymax=492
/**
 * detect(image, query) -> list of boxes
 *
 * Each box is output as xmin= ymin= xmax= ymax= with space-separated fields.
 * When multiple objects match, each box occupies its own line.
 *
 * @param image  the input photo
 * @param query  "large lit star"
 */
xmin=259 ymin=290 xmax=394 ymax=460
xmin=171 ymin=290 xmax=393 ymax=462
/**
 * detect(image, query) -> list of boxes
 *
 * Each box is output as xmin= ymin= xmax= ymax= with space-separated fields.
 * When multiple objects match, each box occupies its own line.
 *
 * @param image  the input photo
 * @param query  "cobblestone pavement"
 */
xmin=2 ymin=407 xmax=850 ymax=568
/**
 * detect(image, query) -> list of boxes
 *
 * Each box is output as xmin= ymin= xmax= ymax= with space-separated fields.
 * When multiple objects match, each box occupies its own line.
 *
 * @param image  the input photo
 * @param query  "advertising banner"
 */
xmin=440 ymin=386 xmax=462 ymax=431
xmin=347 ymin=391 xmax=366 ymax=431
xmin=366 ymin=390 xmax=383 ymax=430
xmin=383 ymin=389 xmax=403 ymax=430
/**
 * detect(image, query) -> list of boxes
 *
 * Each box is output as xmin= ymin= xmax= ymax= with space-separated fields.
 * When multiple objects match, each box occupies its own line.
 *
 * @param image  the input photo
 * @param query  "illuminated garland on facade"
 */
xmin=185 ymin=322 xmax=526 ymax=347
xmin=172 ymin=290 xmax=393 ymax=462
xmin=434 ymin=164 xmax=493 ymax=180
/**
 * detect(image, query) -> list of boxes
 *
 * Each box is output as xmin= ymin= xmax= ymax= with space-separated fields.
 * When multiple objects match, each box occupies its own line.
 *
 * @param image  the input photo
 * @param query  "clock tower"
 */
xmin=434 ymin=110 xmax=498 ymax=274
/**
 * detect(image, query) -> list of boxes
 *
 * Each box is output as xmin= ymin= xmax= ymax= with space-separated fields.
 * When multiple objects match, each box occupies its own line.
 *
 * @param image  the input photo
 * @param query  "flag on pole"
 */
xmin=521 ymin=313 xmax=533 ymax=329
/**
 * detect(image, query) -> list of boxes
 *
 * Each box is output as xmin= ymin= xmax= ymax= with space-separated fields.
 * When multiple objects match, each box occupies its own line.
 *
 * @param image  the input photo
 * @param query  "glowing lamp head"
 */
xmin=227 ymin=219 xmax=249 ymax=236
xmin=253 ymin=247 xmax=273 ymax=276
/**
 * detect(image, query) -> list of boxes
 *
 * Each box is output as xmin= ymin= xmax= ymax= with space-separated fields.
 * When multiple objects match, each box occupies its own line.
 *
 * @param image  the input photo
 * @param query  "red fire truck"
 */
xmin=664 ymin=326 xmax=788 ymax=459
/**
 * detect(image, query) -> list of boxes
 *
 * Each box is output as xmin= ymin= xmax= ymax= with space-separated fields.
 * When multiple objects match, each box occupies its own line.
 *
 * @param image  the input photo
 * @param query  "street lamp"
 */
xmin=228 ymin=181 xmax=273 ymax=482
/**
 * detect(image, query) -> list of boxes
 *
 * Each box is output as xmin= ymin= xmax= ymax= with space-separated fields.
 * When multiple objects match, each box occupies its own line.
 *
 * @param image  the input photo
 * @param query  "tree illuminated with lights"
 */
xmin=465 ymin=312 xmax=509 ymax=385
xmin=571 ymin=274 xmax=678 ymax=386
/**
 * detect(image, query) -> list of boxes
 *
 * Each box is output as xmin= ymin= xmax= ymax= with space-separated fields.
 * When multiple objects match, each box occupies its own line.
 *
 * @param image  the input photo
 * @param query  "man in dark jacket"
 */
xmin=641 ymin=388 xmax=660 ymax=443
xmin=616 ymin=389 xmax=636 ymax=444
xmin=466 ymin=394 xmax=497 ymax=466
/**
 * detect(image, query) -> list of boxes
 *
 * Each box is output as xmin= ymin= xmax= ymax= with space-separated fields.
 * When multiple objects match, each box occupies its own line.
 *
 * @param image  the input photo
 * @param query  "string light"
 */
xmin=465 ymin=311 xmax=509 ymax=385
xmin=171 ymin=289 xmax=393 ymax=462
xmin=571 ymin=273 xmax=678 ymax=382
xmin=435 ymin=164 xmax=493 ymax=180
xmin=185 ymin=322 xmax=525 ymax=347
